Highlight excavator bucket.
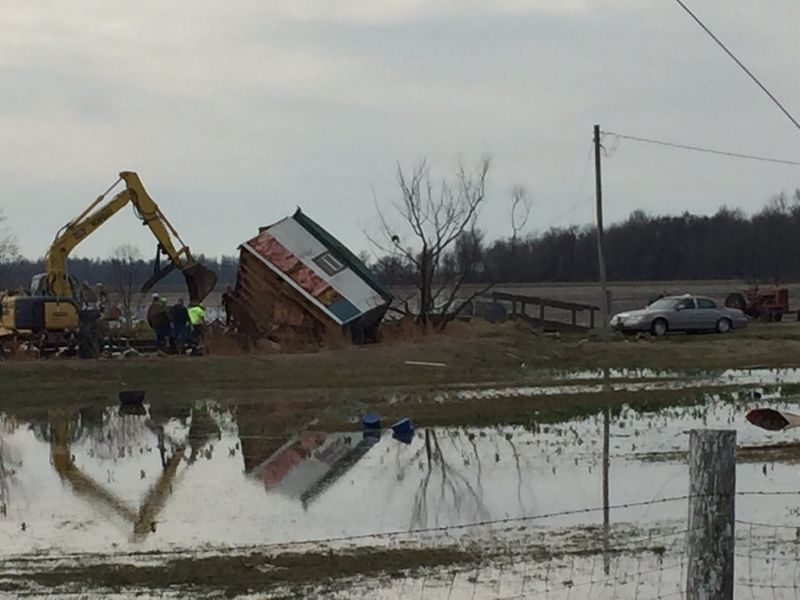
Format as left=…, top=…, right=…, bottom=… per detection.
left=140, top=262, right=217, bottom=304
left=183, top=263, right=217, bottom=304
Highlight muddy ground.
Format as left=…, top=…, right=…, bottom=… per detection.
left=8, top=547, right=479, bottom=598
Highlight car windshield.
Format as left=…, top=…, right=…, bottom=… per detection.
left=648, top=297, right=678, bottom=310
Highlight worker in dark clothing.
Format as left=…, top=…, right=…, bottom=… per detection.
left=96, top=283, right=108, bottom=312
left=168, top=298, right=191, bottom=351
left=221, top=286, right=233, bottom=326
left=147, top=293, right=171, bottom=350
left=80, top=282, right=98, bottom=311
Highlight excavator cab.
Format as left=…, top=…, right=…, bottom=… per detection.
left=1, top=295, right=79, bottom=333
left=30, top=273, right=80, bottom=298
left=2, top=271, right=80, bottom=334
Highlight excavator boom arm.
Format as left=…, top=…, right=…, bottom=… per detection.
left=45, top=172, right=216, bottom=303
left=119, top=171, right=193, bottom=265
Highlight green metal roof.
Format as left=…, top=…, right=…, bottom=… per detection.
left=292, top=208, right=393, bottom=302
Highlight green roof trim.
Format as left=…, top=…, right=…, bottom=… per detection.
left=292, top=208, right=393, bottom=301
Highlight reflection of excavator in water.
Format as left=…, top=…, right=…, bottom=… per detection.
left=1, top=172, right=217, bottom=356
left=49, top=405, right=220, bottom=541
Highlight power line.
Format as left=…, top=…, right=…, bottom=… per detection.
left=672, top=0, right=800, bottom=132
left=539, top=142, right=595, bottom=232
left=603, top=130, right=800, bottom=166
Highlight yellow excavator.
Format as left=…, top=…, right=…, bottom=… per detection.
left=0, top=171, right=216, bottom=354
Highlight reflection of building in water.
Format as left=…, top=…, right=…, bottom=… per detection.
left=247, top=431, right=376, bottom=508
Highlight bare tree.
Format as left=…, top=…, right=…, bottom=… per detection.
left=110, top=244, right=145, bottom=325
left=0, top=209, right=19, bottom=290
left=0, top=210, right=17, bottom=260
left=409, top=429, right=490, bottom=529
left=370, top=158, right=491, bottom=328
left=509, top=185, right=532, bottom=250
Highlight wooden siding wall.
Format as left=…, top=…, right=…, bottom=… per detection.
left=231, top=250, right=340, bottom=346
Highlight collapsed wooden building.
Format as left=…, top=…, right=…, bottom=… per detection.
left=230, top=209, right=392, bottom=347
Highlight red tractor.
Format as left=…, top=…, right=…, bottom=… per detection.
left=725, top=286, right=789, bottom=322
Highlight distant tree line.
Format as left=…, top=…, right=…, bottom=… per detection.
left=371, top=190, right=800, bottom=286
left=2, top=190, right=800, bottom=291
left=0, top=255, right=241, bottom=292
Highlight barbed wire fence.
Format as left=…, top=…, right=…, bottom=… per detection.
left=259, top=512, right=692, bottom=599
left=260, top=429, right=800, bottom=599
left=287, top=500, right=800, bottom=599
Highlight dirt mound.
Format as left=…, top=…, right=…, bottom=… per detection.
left=379, top=315, right=427, bottom=344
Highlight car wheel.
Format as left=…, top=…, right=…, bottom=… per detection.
left=650, top=318, right=668, bottom=337
left=716, top=318, right=732, bottom=334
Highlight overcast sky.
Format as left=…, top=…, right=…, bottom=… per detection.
left=2, top=0, right=798, bottom=260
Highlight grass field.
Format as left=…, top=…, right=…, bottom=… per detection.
left=4, top=318, right=800, bottom=421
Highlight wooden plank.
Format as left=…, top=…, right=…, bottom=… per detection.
left=485, top=291, right=599, bottom=312
left=515, top=313, right=589, bottom=333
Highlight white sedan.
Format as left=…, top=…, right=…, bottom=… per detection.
left=610, top=295, right=748, bottom=336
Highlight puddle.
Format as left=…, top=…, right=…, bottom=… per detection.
left=453, top=367, right=800, bottom=400
left=3, top=387, right=800, bottom=597
left=552, top=367, right=800, bottom=383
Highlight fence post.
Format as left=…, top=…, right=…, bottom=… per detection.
left=686, top=429, right=736, bottom=600
left=602, top=403, right=611, bottom=575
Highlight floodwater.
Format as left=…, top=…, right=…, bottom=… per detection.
left=451, top=367, right=800, bottom=400
left=3, top=369, right=800, bottom=598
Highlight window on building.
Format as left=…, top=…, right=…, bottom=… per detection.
left=313, top=251, right=346, bottom=276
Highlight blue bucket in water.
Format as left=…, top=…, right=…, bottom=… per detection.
left=391, top=418, right=415, bottom=444
left=362, top=412, right=381, bottom=431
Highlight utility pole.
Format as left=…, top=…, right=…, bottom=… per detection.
left=594, top=124, right=610, bottom=341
